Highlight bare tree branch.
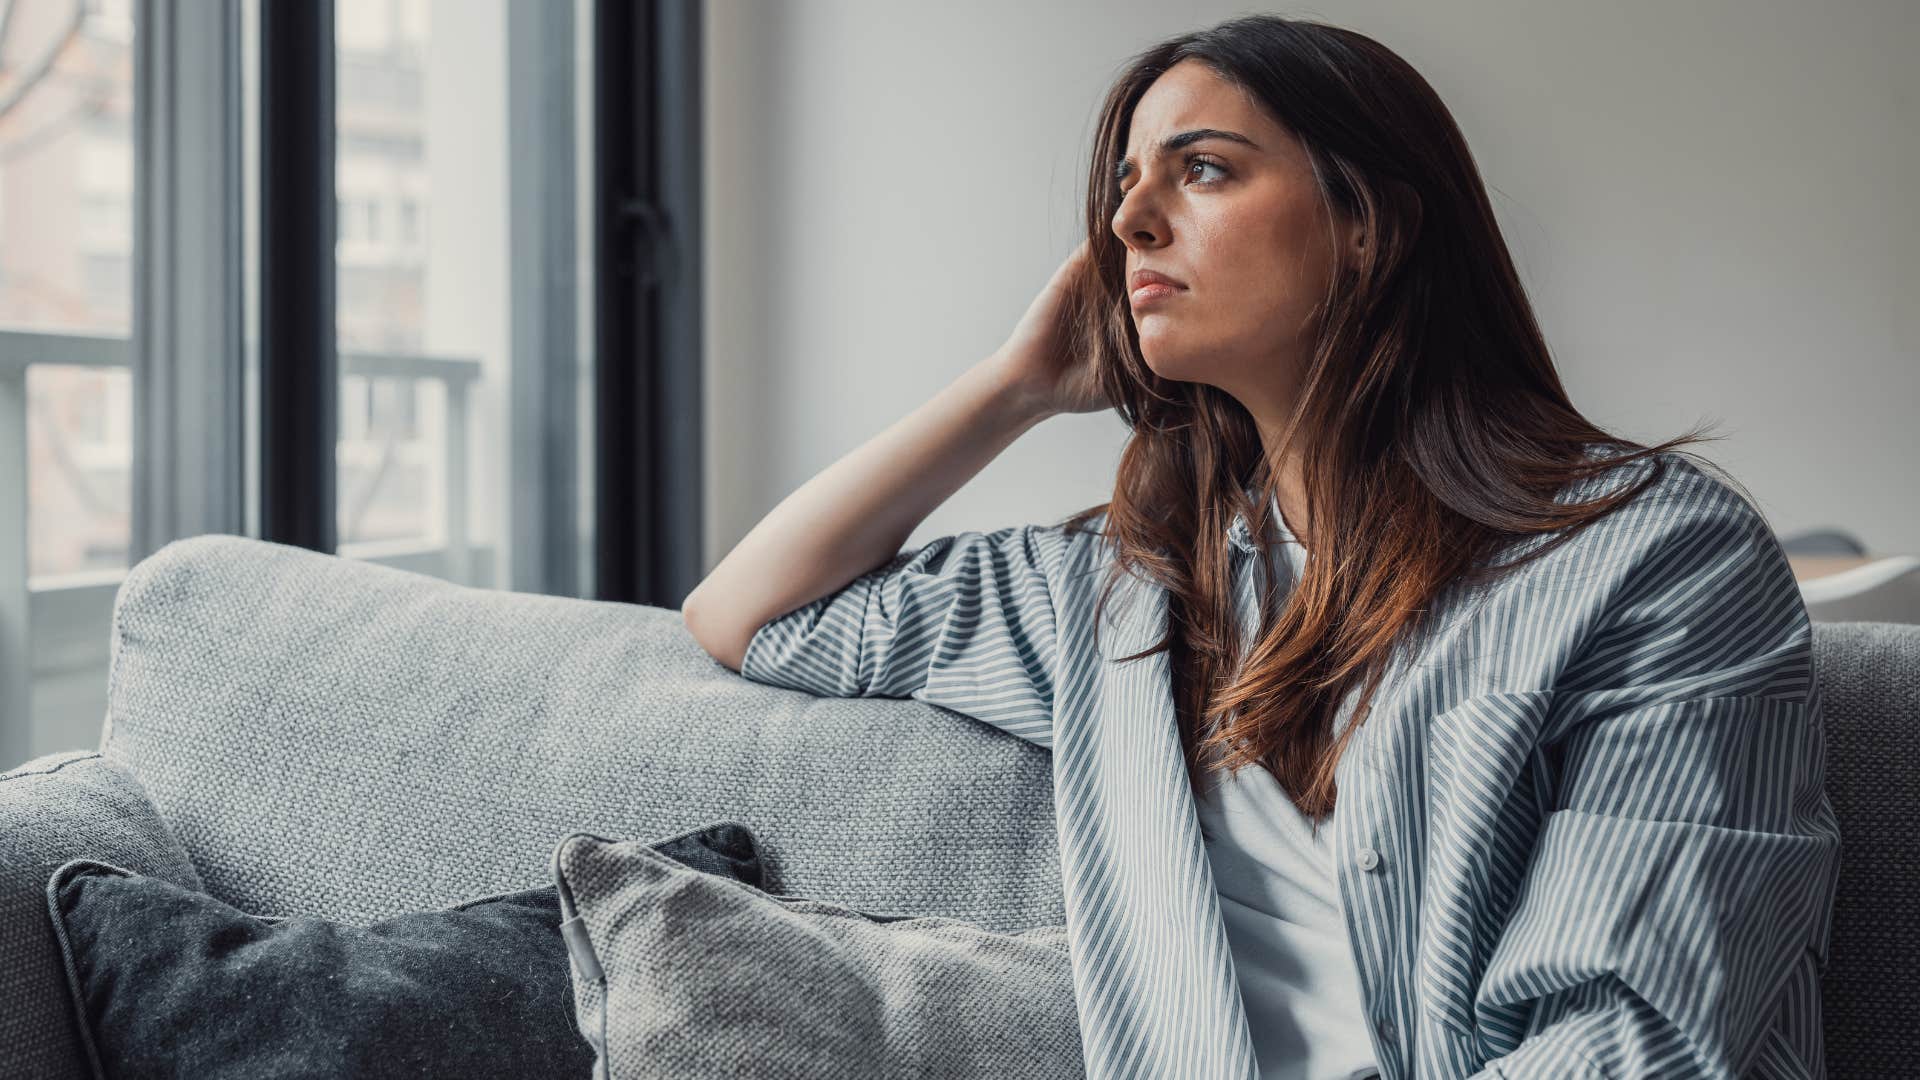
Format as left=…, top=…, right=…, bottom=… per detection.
left=0, top=0, right=86, bottom=125
left=26, top=389, right=116, bottom=518
left=0, top=89, right=106, bottom=164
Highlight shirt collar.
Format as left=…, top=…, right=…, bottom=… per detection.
left=1226, top=486, right=1279, bottom=555
left=1221, top=484, right=1313, bottom=564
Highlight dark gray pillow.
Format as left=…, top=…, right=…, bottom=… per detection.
left=47, top=821, right=768, bottom=1080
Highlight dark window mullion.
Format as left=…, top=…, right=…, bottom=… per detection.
left=258, top=0, right=337, bottom=553
left=593, top=0, right=703, bottom=607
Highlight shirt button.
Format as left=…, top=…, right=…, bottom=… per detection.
left=1375, top=1014, right=1396, bottom=1041
left=1356, top=846, right=1381, bottom=872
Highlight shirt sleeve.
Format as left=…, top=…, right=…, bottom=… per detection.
left=1466, top=483, right=1842, bottom=1078
left=736, top=523, right=1066, bottom=749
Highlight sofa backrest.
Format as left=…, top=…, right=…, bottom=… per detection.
left=100, top=535, right=1065, bottom=933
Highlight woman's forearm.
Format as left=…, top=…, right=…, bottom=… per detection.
left=683, top=353, right=1052, bottom=672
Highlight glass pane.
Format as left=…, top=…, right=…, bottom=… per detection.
left=25, top=364, right=132, bottom=577
left=333, top=0, right=592, bottom=594
left=0, top=0, right=136, bottom=768
left=0, top=0, right=136, bottom=577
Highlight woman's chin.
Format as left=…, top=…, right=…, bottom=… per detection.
left=1138, top=345, right=1206, bottom=383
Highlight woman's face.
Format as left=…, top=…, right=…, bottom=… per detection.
left=1111, top=59, right=1362, bottom=405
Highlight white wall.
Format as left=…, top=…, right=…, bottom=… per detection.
left=703, top=0, right=1919, bottom=569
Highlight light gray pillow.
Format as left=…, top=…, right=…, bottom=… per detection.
left=2, top=751, right=204, bottom=1080
left=550, top=831, right=1084, bottom=1079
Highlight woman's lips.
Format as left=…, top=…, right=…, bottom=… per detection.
left=1130, top=283, right=1184, bottom=307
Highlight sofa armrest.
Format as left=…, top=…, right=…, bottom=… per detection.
left=1, top=751, right=204, bottom=1080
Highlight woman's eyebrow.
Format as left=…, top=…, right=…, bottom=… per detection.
left=1114, top=128, right=1262, bottom=182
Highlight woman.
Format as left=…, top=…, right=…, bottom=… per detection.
left=685, top=15, right=1839, bottom=1080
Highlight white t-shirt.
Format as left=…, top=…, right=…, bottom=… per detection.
left=1194, top=510, right=1382, bottom=1080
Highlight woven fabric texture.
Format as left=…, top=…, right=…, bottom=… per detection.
left=41, top=822, right=766, bottom=1080
left=0, top=751, right=204, bottom=1080
left=1809, top=620, right=1920, bottom=1076
left=552, top=831, right=1081, bottom=1079
left=99, top=535, right=1062, bottom=932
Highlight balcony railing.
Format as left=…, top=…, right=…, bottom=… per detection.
left=0, top=327, right=486, bottom=767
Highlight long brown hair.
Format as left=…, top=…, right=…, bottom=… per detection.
left=1046, top=15, right=1746, bottom=824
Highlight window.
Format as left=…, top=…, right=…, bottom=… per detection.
left=0, top=0, right=136, bottom=576
left=3, top=0, right=655, bottom=773
left=0, top=0, right=138, bottom=764
left=330, top=0, right=593, bottom=588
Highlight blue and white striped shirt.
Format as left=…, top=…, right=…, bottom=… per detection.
left=739, top=450, right=1842, bottom=1079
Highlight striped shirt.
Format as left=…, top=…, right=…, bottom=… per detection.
left=738, top=450, right=1842, bottom=1079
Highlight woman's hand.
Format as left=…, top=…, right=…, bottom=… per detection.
left=990, top=239, right=1110, bottom=419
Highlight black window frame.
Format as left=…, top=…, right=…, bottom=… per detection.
left=251, top=0, right=705, bottom=604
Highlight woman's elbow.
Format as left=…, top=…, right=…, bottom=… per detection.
left=682, top=591, right=750, bottom=673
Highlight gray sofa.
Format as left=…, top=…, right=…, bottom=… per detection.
left=2, top=534, right=1914, bottom=1078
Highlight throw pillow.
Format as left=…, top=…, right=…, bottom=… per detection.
left=550, top=831, right=1083, bottom=1079
left=47, top=820, right=768, bottom=1080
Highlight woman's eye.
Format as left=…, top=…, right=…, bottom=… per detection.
left=1115, top=156, right=1229, bottom=201
left=1188, top=157, right=1228, bottom=183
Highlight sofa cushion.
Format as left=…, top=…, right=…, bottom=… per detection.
left=46, top=821, right=768, bottom=1080
left=0, top=752, right=203, bottom=1080
left=550, top=831, right=1083, bottom=1079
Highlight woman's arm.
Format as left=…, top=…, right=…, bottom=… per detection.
left=1465, top=481, right=1841, bottom=1078
left=684, top=239, right=1095, bottom=673
left=683, top=354, right=1049, bottom=674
